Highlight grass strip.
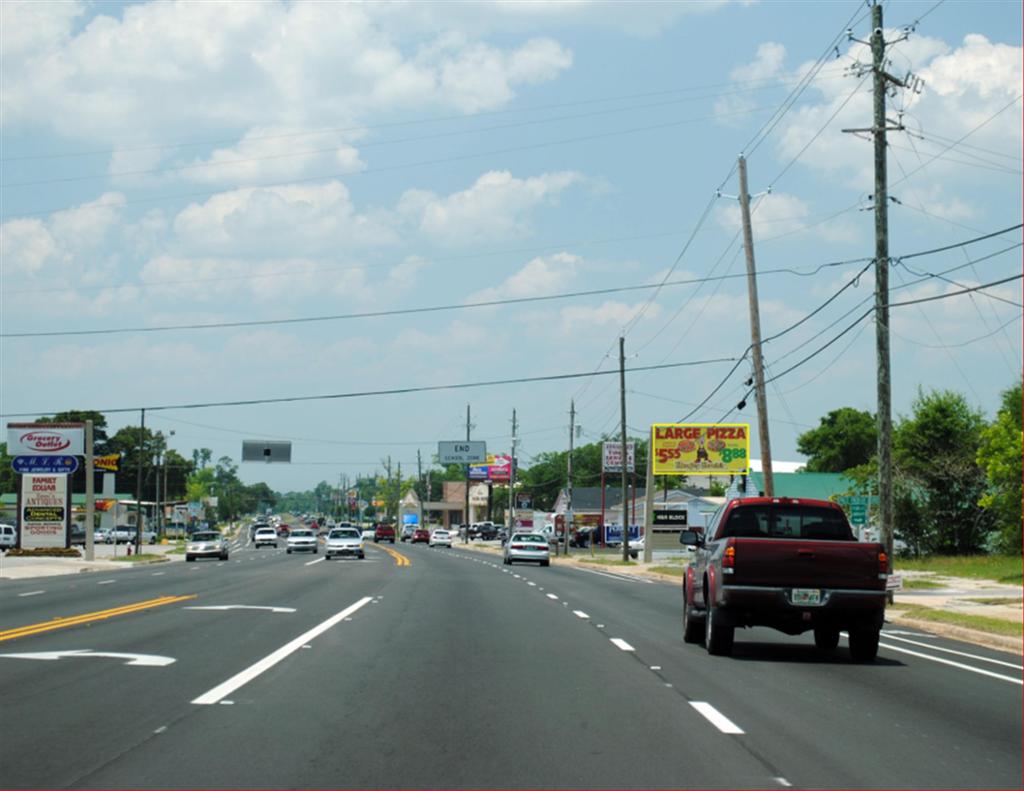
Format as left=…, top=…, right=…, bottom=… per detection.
left=650, top=565, right=685, bottom=578
left=896, top=554, right=1022, bottom=585
left=888, top=604, right=1023, bottom=638
left=109, top=554, right=168, bottom=563
left=901, top=578, right=944, bottom=590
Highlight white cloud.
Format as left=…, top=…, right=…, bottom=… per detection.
left=0, top=219, right=59, bottom=274
left=469, top=252, right=582, bottom=303
left=172, top=181, right=396, bottom=256
left=400, top=170, right=582, bottom=245
left=715, top=42, right=786, bottom=120
left=558, top=300, right=664, bottom=333
left=714, top=190, right=857, bottom=243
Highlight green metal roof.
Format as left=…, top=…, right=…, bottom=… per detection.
left=748, top=471, right=863, bottom=501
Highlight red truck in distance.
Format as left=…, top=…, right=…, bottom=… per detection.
left=680, top=497, right=888, bottom=661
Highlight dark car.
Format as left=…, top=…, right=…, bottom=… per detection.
left=374, top=523, right=396, bottom=543
left=410, top=528, right=430, bottom=544
left=470, top=522, right=499, bottom=540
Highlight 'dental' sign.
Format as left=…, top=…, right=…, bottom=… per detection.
left=19, top=474, right=71, bottom=549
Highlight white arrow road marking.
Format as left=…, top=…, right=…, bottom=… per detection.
left=690, top=702, right=745, bottom=734
left=0, top=649, right=175, bottom=667
left=185, top=606, right=296, bottom=614
left=192, top=596, right=373, bottom=705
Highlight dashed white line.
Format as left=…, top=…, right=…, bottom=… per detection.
left=97, top=580, right=115, bottom=585
left=573, top=611, right=590, bottom=619
left=527, top=582, right=537, bottom=587
left=304, top=557, right=325, bottom=567
left=690, top=702, right=744, bottom=734
left=18, top=591, right=45, bottom=597
left=154, top=726, right=167, bottom=734
left=546, top=594, right=559, bottom=601
left=151, top=572, right=165, bottom=576
left=610, top=638, right=634, bottom=652
left=775, top=778, right=792, bottom=787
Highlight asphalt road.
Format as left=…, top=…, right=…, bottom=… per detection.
left=0, top=538, right=1020, bottom=789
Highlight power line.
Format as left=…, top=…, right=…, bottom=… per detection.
left=0, top=356, right=739, bottom=418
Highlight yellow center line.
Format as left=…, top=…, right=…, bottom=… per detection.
left=0, top=594, right=197, bottom=642
left=369, top=544, right=410, bottom=567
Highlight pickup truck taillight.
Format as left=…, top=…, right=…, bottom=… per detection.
left=878, top=550, right=889, bottom=577
left=722, top=539, right=736, bottom=574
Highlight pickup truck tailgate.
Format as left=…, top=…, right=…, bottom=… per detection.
left=730, top=538, right=884, bottom=590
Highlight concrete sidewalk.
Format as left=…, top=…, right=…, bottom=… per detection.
left=0, top=542, right=183, bottom=580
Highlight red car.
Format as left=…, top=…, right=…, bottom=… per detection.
left=411, top=528, right=430, bottom=544
left=276, top=523, right=290, bottom=537
left=373, top=524, right=396, bottom=543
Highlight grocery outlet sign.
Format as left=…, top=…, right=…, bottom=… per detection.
left=650, top=423, right=750, bottom=476
left=7, top=423, right=85, bottom=456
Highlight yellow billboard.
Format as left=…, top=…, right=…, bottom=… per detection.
left=651, top=423, right=750, bottom=476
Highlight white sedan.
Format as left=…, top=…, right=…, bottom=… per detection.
left=428, top=529, right=452, bottom=548
left=325, top=528, right=365, bottom=560
left=286, top=528, right=319, bottom=554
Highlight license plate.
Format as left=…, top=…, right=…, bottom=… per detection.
left=791, top=588, right=822, bottom=606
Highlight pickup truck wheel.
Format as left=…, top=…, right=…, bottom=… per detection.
left=813, top=626, right=840, bottom=651
left=705, top=605, right=734, bottom=656
left=682, top=588, right=706, bottom=645
left=848, top=627, right=880, bottom=662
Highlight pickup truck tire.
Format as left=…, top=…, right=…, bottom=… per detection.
left=682, top=588, right=706, bottom=644
left=848, top=627, right=880, bottom=662
left=705, top=605, right=734, bottom=656
left=813, top=626, right=840, bottom=651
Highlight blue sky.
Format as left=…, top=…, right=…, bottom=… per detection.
left=2, top=0, right=1021, bottom=493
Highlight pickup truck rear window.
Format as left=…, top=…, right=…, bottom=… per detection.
left=720, top=505, right=853, bottom=541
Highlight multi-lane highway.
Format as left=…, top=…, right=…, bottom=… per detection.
left=0, top=536, right=1020, bottom=789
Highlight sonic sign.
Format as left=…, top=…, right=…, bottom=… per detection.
left=651, top=423, right=750, bottom=476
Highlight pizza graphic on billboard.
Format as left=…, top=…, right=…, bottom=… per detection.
left=650, top=423, right=750, bottom=476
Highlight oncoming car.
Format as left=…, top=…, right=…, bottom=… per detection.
left=253, top=527, right=278, bottom=548
left=325, top=528, right=365, bottom=560
left=286, top=528, right=319, bottom=554
left=503, top=532, right=550, bottom=567
left=186, top=531, right=229, bottom=562
left=428, top=529, right=452, bottom=548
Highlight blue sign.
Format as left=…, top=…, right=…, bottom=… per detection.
left=603, top=524, right=641, bottom=542
left=12, top=455, right=79, bottom=475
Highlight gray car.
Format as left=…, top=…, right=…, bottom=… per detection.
left=286, top=528, right=319, bottom=554
left=502, top=532, right=551, bottom=567
left=324, top=528, right=365, bottom=560
left=186, top=530, right=229, bottom=562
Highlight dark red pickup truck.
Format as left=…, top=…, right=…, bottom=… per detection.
left=680, top=497, right=888, bottom=661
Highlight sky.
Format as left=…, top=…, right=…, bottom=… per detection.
left=1, top=0, right=1021, bottom=495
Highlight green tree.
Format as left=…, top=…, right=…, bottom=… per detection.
left=894, top=388, right=992, bottom=555
left=0, top=443, right=14, bottom=495
left=977, top=382, right=1023, bottom=553
left=796, top=407, right=877, bottom=472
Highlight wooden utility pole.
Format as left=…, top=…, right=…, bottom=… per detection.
left=871, top=2, right=895, bottom=570
left=464, top=404, right=471, bottom=543
left=737, top=155, right=774, bottom=497
left=135, top=408, right=145, bottom=555
left=85, top=420, right=95, bottom=562
left=566, top=400, right=575, bottom=556
left=507, top=409, right=517, bottom=533
left=619, top=337, right=631, bottom=562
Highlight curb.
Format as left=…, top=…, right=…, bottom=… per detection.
left=884, top=611, right=1023, bottom=655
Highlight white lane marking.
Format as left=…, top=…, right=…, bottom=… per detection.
left=650, top=666, right=662, bottom=670
left=546, top=594, right=559, bottom=601
left=775, top=778, right=792, bottom=787
left=0, top=649, right=175, bottom=667
left=573, top=610, right=590, bottom=619
left=185, top=606, right=296, bottom=613
left=874, top=640, right=1023, bottom=685
left=513, top=574, right=522, bottom=579
left=570, top=566, right=652, bottom=584
left=610, top=638, right=634, bottom=652
left=18, top=591, right=45, bottom=597
left=151, top=572, right=165, bottom=576
left=878, top=633, right=1023, bottom=670
left=690, top=702, right=745, bottom=734
left=97, top=580, right=116, bottom=585
left=527, top=582, right=537, bottom=587
left=305, top=557, right=325, bottom=567
left=191, top=596, right=373, bottom=705
left=154, top=726, right=167, bottom=734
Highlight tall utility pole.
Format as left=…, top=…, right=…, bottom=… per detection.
left=619, top=337, right=630, bottom=562
left=85, top=420, right=95, bottom=562
left=396, top=461, right=402, bottom=521
left=566, top=400, right=575, bottom=556
left=871, top=2, right=895, bottom=570
left=737, top=155, right=774, bottom=497
left=384, top=456, right=392, bottom=522
left=464, top=404, right=472, bottom=543
left=135, top=408, right=145, bottom=555
left=417, top=449, right=423, bottom=503
left=843, top=3, right=910, bottom=568
left=507, top=409, right=517, bottom=534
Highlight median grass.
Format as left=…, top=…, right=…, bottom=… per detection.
left=109, top=553, right=168, bottom=564
left=895, top=554, right=1022, bottom=585
left=888, top=603, right=1023, bottom=638
left=901, top=578, right=945, bottom=590
left=575, top=557, right=637, bottom=567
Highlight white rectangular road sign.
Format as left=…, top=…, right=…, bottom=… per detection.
left=438, top=440, right=487, bottom=464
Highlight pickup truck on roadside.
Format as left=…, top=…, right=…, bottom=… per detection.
left=679, top=497, right=888, bottom=661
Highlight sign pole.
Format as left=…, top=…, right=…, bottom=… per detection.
left=643, top=443, right=655, bottom=564
left=85, top=421, right=95, bottom=562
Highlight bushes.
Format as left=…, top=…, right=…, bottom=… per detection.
left=6, top=547, right=82, bottom=558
